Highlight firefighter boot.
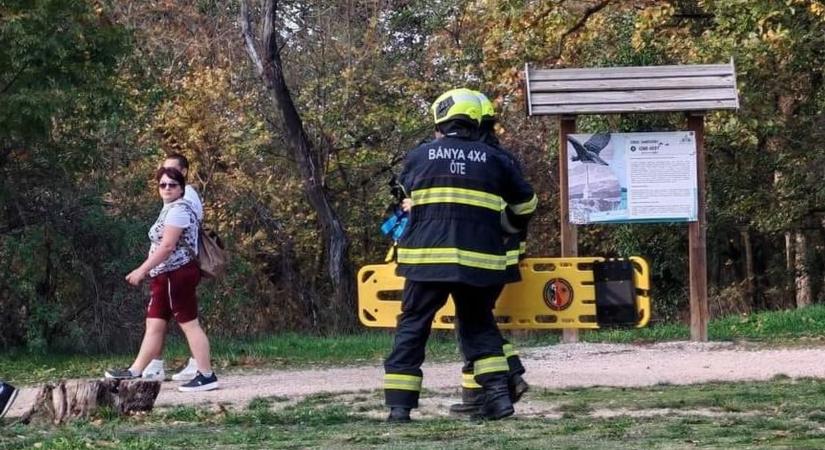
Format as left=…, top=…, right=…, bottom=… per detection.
left=449, top=387, right=485, bottom=415
left=474, top=383, right=514, bottom=420
left=387, top=407, right=411, bottom=423
left=509, top=373, right=529, bottom=404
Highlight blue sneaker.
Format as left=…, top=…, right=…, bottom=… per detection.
left=178, top=372, right=218, bottom=392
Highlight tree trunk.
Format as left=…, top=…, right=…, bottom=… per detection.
left=740, top=227, right=756, bottom=309
left=21, top=379, right=161, bottom=425
left=770, top=93, right=797, bottom=309
left=819, top=216, right=825, bottom=304
left=785, top=231, right=794, bottom=275
left=240, top=0, right=356, bottom=330
left=794, top=230, right=812, bottom=308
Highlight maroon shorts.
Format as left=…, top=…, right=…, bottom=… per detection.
left=147, top=262, right=201, bottom=323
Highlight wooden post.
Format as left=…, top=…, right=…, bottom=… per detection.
left=687, top=113, right=708, bottom=341
left=558, top=116, right=579, bottom=343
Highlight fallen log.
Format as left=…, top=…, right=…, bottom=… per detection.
left=21, top=379, right=161, bottom=425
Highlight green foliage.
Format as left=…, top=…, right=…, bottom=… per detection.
left=4, top=0, right=825, bottom=350
left=0, top=0, right=129, bottom=145
left=0, top=0, right=139, bottom=350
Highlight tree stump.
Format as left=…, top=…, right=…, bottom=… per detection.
left=21, top=379, right=161, bottom=425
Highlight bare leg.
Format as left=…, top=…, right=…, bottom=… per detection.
left=178, top=319, right=212, bottom=374
left=154, top=327, right=167, bottom=360
left=130, top=318, right=168, bottom=373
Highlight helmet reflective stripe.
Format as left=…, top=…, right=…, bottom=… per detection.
left=431, top=88, right=482, bottom=125
left=473, top=90, right=495, bottom=119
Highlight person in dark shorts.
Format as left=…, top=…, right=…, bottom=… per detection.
left=138, top=154, right=206, bottom=383
left=105, top=167, right=218, bottom=392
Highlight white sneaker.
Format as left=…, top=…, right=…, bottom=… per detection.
left=141, top=359, right=166, bottom=381
left=172, top=357, right=198, bottom=381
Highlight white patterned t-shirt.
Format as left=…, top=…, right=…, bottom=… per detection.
left=148, top=199, right=199, bottom=277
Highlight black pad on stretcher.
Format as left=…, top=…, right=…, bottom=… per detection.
left=594, top=259, right=638, bottom=327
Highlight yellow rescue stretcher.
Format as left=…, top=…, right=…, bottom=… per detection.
left=357, top=256, right=651, bottom=330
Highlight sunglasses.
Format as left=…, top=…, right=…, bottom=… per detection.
left=158, top=182, right=180, bottom=189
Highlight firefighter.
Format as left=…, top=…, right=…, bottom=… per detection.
left=383, top=88, right=537, bottom=422
left=449, top=90, right=534, bottom=415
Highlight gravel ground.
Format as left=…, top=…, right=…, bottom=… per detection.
left=8, top=341, right=825, bottom=418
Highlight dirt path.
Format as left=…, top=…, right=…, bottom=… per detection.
left=8, top=341, right=825, bottom=418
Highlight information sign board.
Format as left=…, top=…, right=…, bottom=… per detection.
left=567, top=131, right=698, bottom=224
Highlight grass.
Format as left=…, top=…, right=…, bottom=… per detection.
left=6, top=307, right=825, bottom=448
left=0, top=331, right=462, bottom=385
left=583, top=303, right=825, bottom=343
left=4, top=378, right=825, bottom=449
left=536, top=376, right=825, bottom=415
left=5, top=305, right=825, bottom=385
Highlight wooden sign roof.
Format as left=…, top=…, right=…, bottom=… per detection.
left=525, top=60, right=739, bottom=115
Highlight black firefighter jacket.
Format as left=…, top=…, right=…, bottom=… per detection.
left=396, top=134, right=537, bottom=287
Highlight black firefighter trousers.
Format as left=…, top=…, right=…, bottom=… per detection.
left=457, top=285, right=526, bottom=392
left=384, top=280, right=510, bottom=409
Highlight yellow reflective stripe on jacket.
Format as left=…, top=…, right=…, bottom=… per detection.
left=510, top=194, right=538, bottom=215
left=461, top=372, right=482, bottom=389
left=506, top=248, right=520, bottom=266
left=384, top=374, right=422, bottom=392
left=384, top=244, right=397, bottom=263
left=503, top=343, right=519, bottom=358
left=398, top=247, right=507, bottom=271
left=412, top=187, right=502, bottom=212
left=519, top=241, right=526, bottom=255
left=474, top=356, right=509, bottom=375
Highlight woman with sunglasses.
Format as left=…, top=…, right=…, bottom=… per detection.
left=105, top=167, right=218, bottom=392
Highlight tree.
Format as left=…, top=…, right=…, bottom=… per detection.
left=0, top=0, right=133, bottom=349
left=240, top=0, right=356, bottom=329
left=634, top=0, right=825, bottom=308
